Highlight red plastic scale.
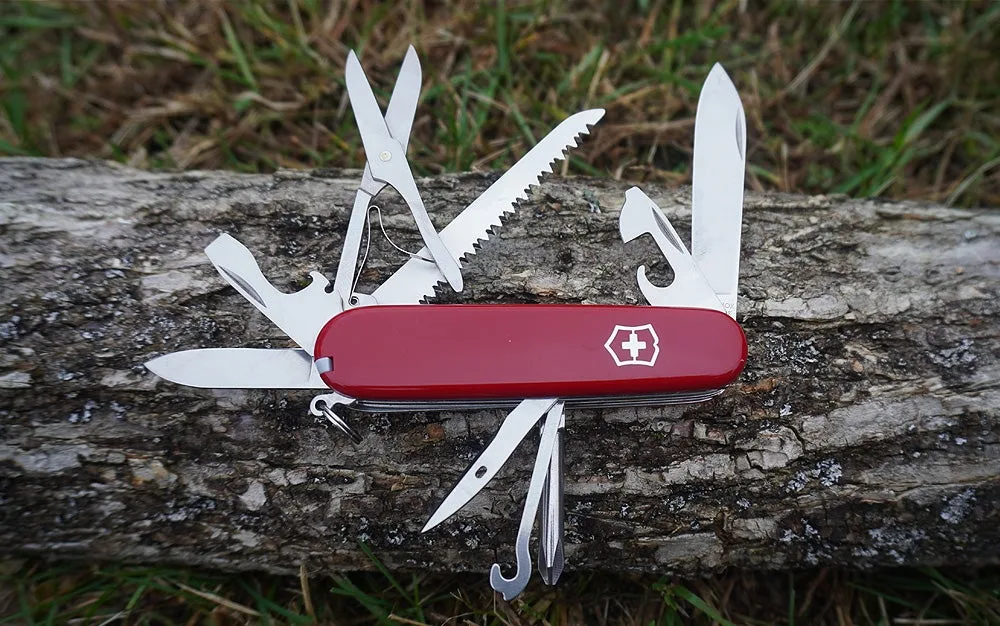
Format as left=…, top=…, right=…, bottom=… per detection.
left=313, top=305, right=746, bottom=401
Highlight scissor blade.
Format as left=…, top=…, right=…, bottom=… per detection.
left=145, top=348, right=327, bottom=389
left=384, top=45, right=421, bottom=151
left=345, top=50, right=395, bottom=160
left=421, top=397, right=559, bottom=533
left=691, top=63, right=746, bottom=319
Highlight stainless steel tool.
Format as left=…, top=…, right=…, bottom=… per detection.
left=422, top=398, right=559, bottom=533
left=537, top=409, right=565, bottom=585
left=490, top=400, right=565, bottom=600
left=342, top=48, right=463, bottom=295
left=619, top=187, right=725, bottom=312
left=333, top=45, right=423, bottom=310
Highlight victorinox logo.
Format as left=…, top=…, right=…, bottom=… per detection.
left=604, top=324, right=660, bottom=367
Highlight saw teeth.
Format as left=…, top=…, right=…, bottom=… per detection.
left=447, top=124, right=597, bottom=273
left=408, top=112, right=604, bottom=304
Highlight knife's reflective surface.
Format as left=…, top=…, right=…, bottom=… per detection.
left=692, top=63, right=746, bottom=319
left=422, top=398, right=558, bottom=532
left=145, top=348, right=326, bottom=389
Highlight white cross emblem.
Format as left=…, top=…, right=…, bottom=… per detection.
left=604, top=324, right=660, bottom=367
left=621, top=331, right=647, bottom=359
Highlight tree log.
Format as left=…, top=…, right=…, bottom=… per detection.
left=1, top=157, right=998, bottom=578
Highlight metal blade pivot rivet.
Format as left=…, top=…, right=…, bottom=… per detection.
left=379, top=150, right=391, bottom=161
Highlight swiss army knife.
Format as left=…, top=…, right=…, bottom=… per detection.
left=145, top=47, right=748, bottom=600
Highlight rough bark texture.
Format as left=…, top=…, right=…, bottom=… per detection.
left=1, top=157, right=998, bottom=579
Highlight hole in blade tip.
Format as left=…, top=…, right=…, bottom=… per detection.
left=475, top=466, right=487, bottom=479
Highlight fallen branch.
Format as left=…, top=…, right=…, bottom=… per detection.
left=1, top=158, right=997, bottom=578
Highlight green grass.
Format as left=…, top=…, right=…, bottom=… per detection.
left=4, top=559, right=999, bottom=625
left=0, top=0, right=997, bottom=205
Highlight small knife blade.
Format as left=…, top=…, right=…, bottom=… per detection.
left=691, top=63, right=746, bottom=319
left=422, top=397, right=558, bottom=533
left=145, top=348, right=327, bottom=389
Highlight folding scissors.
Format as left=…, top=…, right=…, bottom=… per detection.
left=333, top=46, right=463, bottom=311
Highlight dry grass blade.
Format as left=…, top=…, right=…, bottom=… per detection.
left=389, top=614, right=431, bottom=625
left=165, top=578, right=262, bottom=617
left=299, top=562, right=315, bottom=620
left=784, top=0, right=861, bottom=95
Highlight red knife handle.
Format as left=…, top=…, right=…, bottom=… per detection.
left=314, top=305, right=746, bottom=401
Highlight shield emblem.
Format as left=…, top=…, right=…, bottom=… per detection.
left=604, top=324, right=660, bottom=367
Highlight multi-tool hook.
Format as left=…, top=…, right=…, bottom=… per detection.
left=489, top=401, right=565, bottom=600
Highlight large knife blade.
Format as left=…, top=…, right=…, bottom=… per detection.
left=691, top=63, right=746, bottom=319
left=372, top=108, right=605, bottom=305
left=422, top=397, right=559, bottom=532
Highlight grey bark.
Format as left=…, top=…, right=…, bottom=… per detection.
left=1, top=157, right=998, bottom=579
